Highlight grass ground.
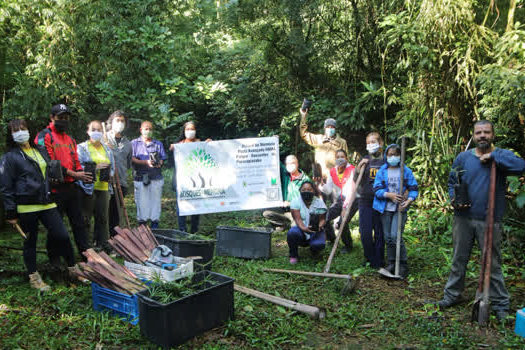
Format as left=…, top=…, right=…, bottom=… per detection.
left=1, top=176, right=524, bottom=349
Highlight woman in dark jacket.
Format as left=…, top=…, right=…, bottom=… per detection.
left=0, top=119, right=75, bottom=292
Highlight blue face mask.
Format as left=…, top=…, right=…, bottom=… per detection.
left=325, top=128, right=336, bottom=137
left=387, top=156, right=400, bottom=166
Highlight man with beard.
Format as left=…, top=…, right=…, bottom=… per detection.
left=436, top=120, right=525, bottom=321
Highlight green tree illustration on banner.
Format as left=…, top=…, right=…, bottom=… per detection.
left=182, top=148, right=218, bottom=188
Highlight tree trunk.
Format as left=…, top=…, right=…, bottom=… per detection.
left=506, top=0, right=517, bottom=32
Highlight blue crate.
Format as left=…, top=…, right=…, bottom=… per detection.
left=516, top=308, right=525, bottom=338
left=91, top=282, right=140, bottom=325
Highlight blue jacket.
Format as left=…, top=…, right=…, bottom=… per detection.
left=448, top=148, right=525, bottom=222
left=372, top=144, right=418, bottom=213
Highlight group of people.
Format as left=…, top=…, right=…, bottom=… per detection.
left=0, top=104, right=208, bottom=291
left=1, top=102, right=524, bottom=322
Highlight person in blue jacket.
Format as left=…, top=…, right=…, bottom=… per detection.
left=373, top=144, right=418, bottom=277
left=436, top=120, right=525, bottom=321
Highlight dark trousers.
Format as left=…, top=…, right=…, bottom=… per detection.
left=176, top=206, right=200, bottom=234
left=326, top=197, right=358, bottom=248
left=20, top=208, right=75, bottom=273
left=109, top=186, right=127, bottom=237
left=49, top=183, right=90, bottom=260
left=287, top=226, right=326, bottom=258
left=358, top=199, right=384, bottom=268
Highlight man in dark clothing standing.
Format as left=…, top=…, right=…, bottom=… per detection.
left=35, top=104, right=93, bottom=261
left=437, top=120, right=525, bottom=321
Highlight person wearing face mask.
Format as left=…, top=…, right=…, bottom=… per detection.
left=352, top=132, right=386, bottom=268
left=34, top=104, right=92, bottom=262
left=263, top=155, right=311, bottom=231
left=435, top=121, right=524, bottom=321
left=131, top=121, right=167, bottom=228
left=372, top=144, right=418, bottom=277
left=318, top=149, right=357, bottom=252
left=104, top=110, right=132, bottom=237
left=77, top=120, right=115, bottom=251
left=169, top=121, right=211, bottom=233
left=299, top=107, right=358, bottom=181
left=1, top=119, right=76, bottom=291
left=287, top=181, right=328, bottom=264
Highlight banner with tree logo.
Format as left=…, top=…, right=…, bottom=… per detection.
left=174, top=136, right=283, bottom=215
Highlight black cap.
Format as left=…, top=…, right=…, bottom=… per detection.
left=50, top=104, right=71, bottom=116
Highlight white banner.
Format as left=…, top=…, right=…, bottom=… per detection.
left=174, top=136, right=283, bottom=215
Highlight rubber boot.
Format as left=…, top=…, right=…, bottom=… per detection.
left=385, top=244, right=396, bottom=274
left=399, top=261, right=409, bottom=278
left=29, top=272, right=51, bottom=292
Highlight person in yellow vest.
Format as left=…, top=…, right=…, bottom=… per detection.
left=0, top=119, right=75, bottom=292
left=77, top=120, right=115, bottom=252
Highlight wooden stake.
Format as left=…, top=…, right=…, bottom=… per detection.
left=234, top=284, right=326, bottom=320
left=324, top=169, right=365, bottom=273
left=262, top=268, right=351, bottom=280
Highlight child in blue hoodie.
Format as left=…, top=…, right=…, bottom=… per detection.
left=372, top=144, right=418, bottom=277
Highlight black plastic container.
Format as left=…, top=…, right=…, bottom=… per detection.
left=152, top=229, right=216, bottom=270
left=137, top=271, right=234, bottom=348
left=216, top=226, right=272, bottom=259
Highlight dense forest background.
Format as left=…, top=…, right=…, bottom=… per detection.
left=1, top=0, right=524, bottom=226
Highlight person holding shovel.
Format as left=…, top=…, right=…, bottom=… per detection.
left=372, top=144, right=418, bottom=278
left=0, top=119, right=75, bottom=291
left=436, top=120, right=525, bottom=321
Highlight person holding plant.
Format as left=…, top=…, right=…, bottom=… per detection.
left=318, top=149, right=357, bottom=252
left=263, top=154, right=311, bottom=231
left=169, top=121, right=211, bottom=233
left=104, top=110, right=132, bottom=237
left=436, top=120, right=525, bottom=321
left=372, top=144, right=418, bottom=278
left=132, top=121, right=167, bottom=229
left=287, top=180, right=328, bottom=264
left=0, top=119, right=75, bottom=291
left=77, top=120, right=115, bottom=252
left=353, top=132, right=386, bottom=268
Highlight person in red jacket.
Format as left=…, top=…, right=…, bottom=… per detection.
left=35, top=104, right=92, bottom=262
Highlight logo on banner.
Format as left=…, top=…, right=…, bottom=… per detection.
left=182, top=148, right=218, bottom=188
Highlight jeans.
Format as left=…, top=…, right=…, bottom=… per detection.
left=263, top=207, right=294, bottom=228
left=359, top=199, right=384, bottom=268
left=380, top=211, right=407, bottom=263
left=287, top=226, right=326, bottom=258
left=177, top=206, right=200, bottom=233
left=82, top=190, right=110, bottom=249
left=134, top=179, right=164, bottom=223
left=109, top=186, right=127, bottom=237
left=20, top=208, right=75, bottom=273
left=442, top=216, right=509, bottom=311
left=49, top=183, right=90, bottom=260
left=325, top=197, right=358, bottom=248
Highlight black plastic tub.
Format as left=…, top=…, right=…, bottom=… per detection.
left=137, top=271, right=234, bottom=348
left=152, top=229, right=216, bottom=270
left=216, top=226, right=272, bottom=259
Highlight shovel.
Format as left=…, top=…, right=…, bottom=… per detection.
left=471, top=160, right=496, bottom=326
left=378, top=137, right=405, bottom=280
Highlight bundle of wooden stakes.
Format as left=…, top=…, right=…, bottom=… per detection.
left=69, top=249, right=145, bottom=295
left=108, top=225, right=159, bottom=264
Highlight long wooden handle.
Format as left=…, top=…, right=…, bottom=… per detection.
left=481, top=161, right=496, bottom=303
left=234, top=284, right=326, bottom=320
left=323, top=169, right=365, bottom=273
left=262, top=268, right=351, bottom=280
left=13, top=223, right=27, bottom=239
left=395, top=137, right=406, bottom=276
left=112, top=166, right=131, bottom=228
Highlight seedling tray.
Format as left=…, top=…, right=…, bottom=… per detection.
left=91, top=282, right=140, bottom=325
left=216, top=226, right=272, bottom=259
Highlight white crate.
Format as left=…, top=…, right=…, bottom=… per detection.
left=124, top=257, right=193, bottom=282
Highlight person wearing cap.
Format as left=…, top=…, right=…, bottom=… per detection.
left=104, top=110, right=132, bottom=237
left=299, top=107, right=357, bottom=182
left=131, top=121, right=167, bottom=229
left=35, top=104, right=92, bottom=262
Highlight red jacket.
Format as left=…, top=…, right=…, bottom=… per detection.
left=34, top=122, right=82, bottom=183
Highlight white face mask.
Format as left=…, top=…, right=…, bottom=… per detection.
left=88, top=131, right=103, bottom=141
left=112, top=121, right=125, bottom=133
left=12, top=130, right=30, bottom=144
left=366, top=143, right=380, bottom=154
left=286, top=163, right=297, bottom=174
left=325, top=128, right=336, bottom=137
left=185, top=130, right=196, bottom=140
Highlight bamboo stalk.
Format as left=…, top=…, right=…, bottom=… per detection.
left=234, top=284, right=326, bottom=320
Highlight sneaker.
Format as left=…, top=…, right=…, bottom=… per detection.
left=289, top=257, right=298, bottom=265
left=274, top=226, right=286, bottom=232
left=436, top=296, right=464, bottom=309
left=29, top=272, right=51, bottom=292
left=151, top=221, right=159, bottom=229
left=495, top=310, right=508, bottom=322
